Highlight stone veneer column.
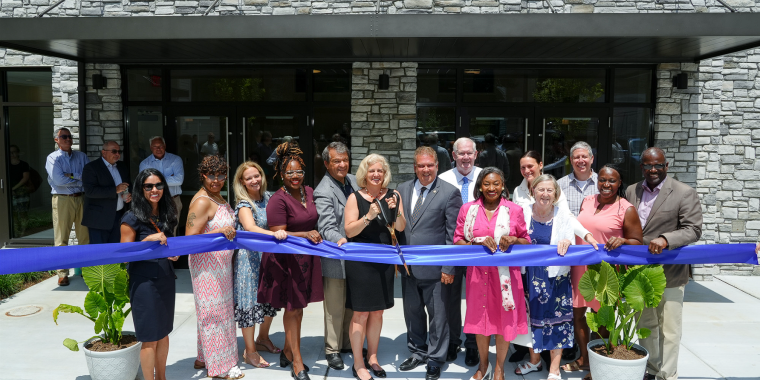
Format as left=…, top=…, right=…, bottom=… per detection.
left=84, top=63, right=123, bottom=159
left=351, top=62, right=418, bottom=188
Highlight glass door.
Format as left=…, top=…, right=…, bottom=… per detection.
left=535, top=107, right=610, bottom=180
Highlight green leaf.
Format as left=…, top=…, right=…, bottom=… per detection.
left=585, top=311, right=600, bottom=333
left=641, top=266, right=667, bottom=308
left=595, top=262, right=620, bottom=306
left=637, top=327, right=651, bottom=340
left=113, top=270, right=129, bottom=304
left=53, top=304, right=94, bottom=324
left=83, top=264, right=121, bottom=293
left=597, top=305, right=615, bottom=327
left=84, top=291, right=107, bottom=317
left=62, top=338, right=80, bottom=352
left=578, top=270, right=598, bottom=302
left=94, top=312, right=106, bottom=334
left=587, top=263, right=602, bottom=273
left=622, top=273, right=654, bottom=312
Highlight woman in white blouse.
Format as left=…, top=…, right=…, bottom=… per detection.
left=512, top=151, right=569, bottom=211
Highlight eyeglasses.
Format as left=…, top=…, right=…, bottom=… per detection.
left=57, top=134, right=72, bottom=140
left=103, top=149, right=123, bottom=154
left=206, top=174, right=227, bottom=181
left=284, top=170, right=305, bottom=177
left=642, top=164, right=666, bottom=170
left=143, top=182, right=166, bottom=191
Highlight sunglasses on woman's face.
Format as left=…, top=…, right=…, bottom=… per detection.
left=206, top=174, right=227, bottom=181
left=143, top=182, right=166, bottom=191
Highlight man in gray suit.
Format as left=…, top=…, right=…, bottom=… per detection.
left=625, top=147, right=703, bottom=380
left=314, top=142, right=356, bottom=370
left=397, top=146, right=463, bottom=380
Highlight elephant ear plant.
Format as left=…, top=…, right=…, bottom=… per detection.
left=53, top=264, right=131, bottom=351
left=578, top=261, right=667, bottom=354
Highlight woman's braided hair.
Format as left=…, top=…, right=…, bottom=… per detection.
left=274, top=141, right=306, bottom=179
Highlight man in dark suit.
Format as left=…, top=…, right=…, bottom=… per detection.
left=82, top=141, right=131, bottom=244
left=625, top=147, right=703, bottom=380
left=397, top=146, right=463, bottom=380
left=314, top=142, right=356, bottom=370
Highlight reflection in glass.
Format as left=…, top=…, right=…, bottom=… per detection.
left=613, top=108, right=651, bottom=185
left=244, top=114, right=300, bottom=191
left=469, top=116, right=525, bottom=190
left=171, top=69, right=306, bottom=102
left=128, top=106, right=163, bottom=182
left=7, top=71, right=53, bottom=103
left=127, top=69, right=163, bottom=102
left=313, top=107, right=351, bottom=188
left=542, top=117, right=599, bottom=179
left=417, top=107, right=456, bottom=164
left=417, top=68, right=457, bottom=103
left=614, top=69, right=652, bottom=103
left=175, top=116, right=228, bottom=194
left=313, top=68, right=351, bottom=102
left=463, top=69, right=605, bottom=103
left=7, top=107, right=54, bottom=239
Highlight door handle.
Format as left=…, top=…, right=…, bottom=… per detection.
left=541, top=119, right=546, bottom=161
left=242, top=117, right=246, bottom=162
left=524, top=119, right=528, bottom=152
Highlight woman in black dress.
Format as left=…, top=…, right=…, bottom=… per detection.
left=120, top=168, right=178, bottom=380
left=344, top=154, right=406, bottom=380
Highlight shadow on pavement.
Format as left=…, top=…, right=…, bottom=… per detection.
left=684, top=281, right=733, bottom=303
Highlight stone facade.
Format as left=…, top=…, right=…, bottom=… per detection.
left=84, top=63, right=124, bottom=157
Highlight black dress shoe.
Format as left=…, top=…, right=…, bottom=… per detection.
left=508, top=344, right=529, bottom=362
left=292, top=368, right=311, bottom=380
left=280, top=352, right=310, bottom=372
left=446, top=345, right=461, bottom=362
left=464, top=348, right=479, bottom=367
left=643, top=374, right=656, bottom=380
left=326, top=353, right=344, bottom=370
left=425, top=365, right=441, bottom=380
left=363, top=356, right=386, bottom=378
left=562, top=344, right=578, bottom=360
left=399, top=356, right=424, bottom=371
left=352, top=365, right=375, bottom=380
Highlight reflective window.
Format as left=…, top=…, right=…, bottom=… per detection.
left=313, top=107, right=351, bottom=188
left=417, top=107, right=456, bottom=167
left=543, top=117, right=600, bottom=179
left=127, top=106, right=164, bottom=182
left=612, top=108, right=651, bottom=185
left=127, top=69, right=163, bottom=102
left=243, top=114, right=301, bottom=191
left=171, top=69, right=307, bottom=102
left=614, top=69, right=652, bottom=103
left=417, top=68, right=456, bottom=103
left=7, top=71, right=53, bottom=103
left=313, top=68, right=350, bottom=102
left=175, top=116, right=229, bottom=195
left=463, top=69, right=605, bottom=103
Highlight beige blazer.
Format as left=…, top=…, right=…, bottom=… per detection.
left=625, top=177, right=703, bottom=288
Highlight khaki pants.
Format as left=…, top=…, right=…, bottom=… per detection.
left=52, top=194, right=90, bottom=278
left=173, top=196, right=183, bottom=236
left=639, top=285, right=686, bottom=380
left=323, top=277, right=353, bottom=354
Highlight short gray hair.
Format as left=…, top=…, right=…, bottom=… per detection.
left=570, top=141, right=594, bottom=158
left=101, top=141, right=118, bottom=150
left=149, top=136, right=166, bottom=146
left=530, top=174, right=562, bottom=205
left=452, top=137, right=477, bottom=153
left=53, top=127, right=70, bottom=139
left=322, top=142, right=350, bottom=163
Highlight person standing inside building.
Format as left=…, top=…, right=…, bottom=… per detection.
left=46, top=127, right=90, bottom=286
left=422, top=133, right=452, bottom=175
left=625, top=148, right=703, bottom=380
left=437, top=137, right=481, bottom=367
left=475, top=133, right=510, bottom=183
left=314, top=142, right=356, bottom=371
left=82, top=141, right=132, bottom=244
left=396, top=146, right=462, bottom=380
left=201, top=132, right=219, bottom=157
left=139, top=136, right=185, bottom=234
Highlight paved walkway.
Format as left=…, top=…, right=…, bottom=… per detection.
left=1, top=271, right=758, bottom=380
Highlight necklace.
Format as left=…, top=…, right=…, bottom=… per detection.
left=283, top=185, right=306, bottom=205
left=202, top=187, right=226, bottom=204
left=363, top=187, right=383, bottom=201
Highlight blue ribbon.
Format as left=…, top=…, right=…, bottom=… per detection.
left=1, top=231, right=756, bottom=275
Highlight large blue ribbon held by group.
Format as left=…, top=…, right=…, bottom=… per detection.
left=0, top=231, right=757, bottom=275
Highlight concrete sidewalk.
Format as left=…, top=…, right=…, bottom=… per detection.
left=1, top=271, right=758, bottom=380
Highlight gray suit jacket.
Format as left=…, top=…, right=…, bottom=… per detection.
left=398, top=178, right=463, bottom=280
left=625, top=177, right=703, bottom=288
left=314, top=173, right=357, bottom=279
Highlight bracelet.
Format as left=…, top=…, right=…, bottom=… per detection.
left=363, top=215, right=370, bottom=226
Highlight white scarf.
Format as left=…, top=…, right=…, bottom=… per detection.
left=463, top=203, right=516, bottom=312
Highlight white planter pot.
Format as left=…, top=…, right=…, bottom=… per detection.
left=82, top=332, right=142, bottom=380
left=587, top=339, right=649, bottom=380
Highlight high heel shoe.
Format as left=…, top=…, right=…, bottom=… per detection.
left=243, top=349, right=271, bottom=368
left=291, top=367, right=311, bottom=380
left=363, top=356, right=386, bottom=378
left=279, top=352, right=310, bottom=372
left=469, top=362, right=492, bottom=380
left=352, top=365, right=375, bottom=380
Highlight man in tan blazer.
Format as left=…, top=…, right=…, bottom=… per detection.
left=625, top=147, right=703, bottom=380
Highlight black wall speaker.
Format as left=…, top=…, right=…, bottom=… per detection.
left=92, top=74, right=107, bottom=89
left=378, top=74, right=390, bottom=90
left=673, top=73, right=688, bottom=89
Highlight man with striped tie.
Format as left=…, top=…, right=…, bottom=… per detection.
left=438, top=137, right=482, bottom=367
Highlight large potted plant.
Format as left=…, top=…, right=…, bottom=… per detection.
left=578, top=261, right=667, bottom=380
left=53, top=264, right=142, bottom=380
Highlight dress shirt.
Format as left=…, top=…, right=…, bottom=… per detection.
left=45, top=149, right=88, bottom=194
left=139, top=152, right=184, bottom=197
left=200, top=142, right=218, bottom=156
left=438, top=166, right=483, bottom=204
left=329, top=174, right=354, bottom=200
left=102, top=157, right=124, bottom=211
left=411, top=178, right=436, bottom=212
left=557, top=171, right=599, bottom=217
left=637, top=176, right=667, bottom=228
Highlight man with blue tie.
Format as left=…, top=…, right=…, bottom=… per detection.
left=82, top=141, right=131, bottom=244
left=437, top=137, right=482, bottom=367
left=46, top=127, right=91, bottom=286
left=139, top=136, right=185, bottom=234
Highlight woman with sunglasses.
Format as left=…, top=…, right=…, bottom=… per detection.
left=120, top=168, right=179, bottom=380
left=257, top=141, right=324, bottom=380
left=186, top=155, right=242, bottom=379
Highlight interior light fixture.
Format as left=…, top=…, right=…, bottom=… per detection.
left=464, top=69, right=481, bottom=75
left=313, top=69, right=322, bottom=74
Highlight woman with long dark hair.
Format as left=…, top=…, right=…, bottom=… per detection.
left=120, top=168, right=179, bottom=380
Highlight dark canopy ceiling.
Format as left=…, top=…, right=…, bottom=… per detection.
left=1, top=14, right=760, bottom=64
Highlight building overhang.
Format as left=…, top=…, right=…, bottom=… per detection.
left=1, top=14, right=760, bottom=64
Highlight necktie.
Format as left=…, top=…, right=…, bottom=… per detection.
left=412, top=187, right=427, bottom=223
left=461, top=176, right=469, bottom=204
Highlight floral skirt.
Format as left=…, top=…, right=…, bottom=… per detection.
left=527, top=266, right=574, bottom=352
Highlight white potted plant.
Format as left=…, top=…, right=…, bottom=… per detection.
left=578, top=261, right=667, bottom=380
left=53, top=264, right=142, bottom=380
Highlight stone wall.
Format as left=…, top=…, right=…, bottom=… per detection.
left=84, top=63, right=123, bottom=157
left=351, top=62, right=418, bottom=188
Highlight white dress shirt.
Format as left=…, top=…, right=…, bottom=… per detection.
left=411, top=179, right=433, bottom=214
left=139, top=152, right=184, bottom=197
left=102, top=157, right=124, bottom=211
left=438, top=166, right=482, bottom=204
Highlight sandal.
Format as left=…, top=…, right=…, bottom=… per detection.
left=583, top=373, right=592, bottom=380
left=514, top=360, right=543, bottom=375
left=209, top=365, right=245, bottom=379
left=243, top=349, right=271, bottom=368
left=195, top=360, right=206, bottom=369
left=547, top=373, right=563, bottom=380
left=561, top=360, right=589, bottom=372
left=255, top=339, right=282, bottom=354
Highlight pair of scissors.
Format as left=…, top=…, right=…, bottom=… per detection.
left=375, top=197, right=410, bottom=276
